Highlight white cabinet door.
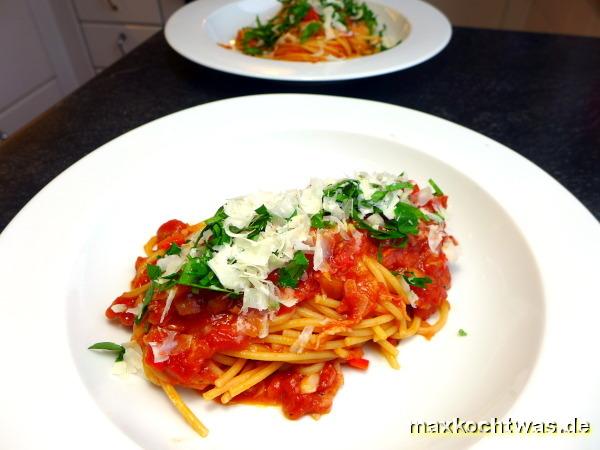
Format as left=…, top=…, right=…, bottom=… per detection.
left=0, top=0, right=94, bottom=136
left=72, top=0, right=162, bottom=24
left=82, top=23, right=161, bottom=68
left=0, top=0, right=55, bottom=111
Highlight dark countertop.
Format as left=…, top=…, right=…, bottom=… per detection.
left=1, top=27, right=599, bottom=232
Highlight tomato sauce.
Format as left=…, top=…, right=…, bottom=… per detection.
left=142, top=292, right=251, bottom=387
left=235, top=362, right=344, bottom=419
left=382, top=232, right=451, bottom=319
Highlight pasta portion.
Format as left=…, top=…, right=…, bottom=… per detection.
left=230, top=0, right=398, bottom=62
left=91, top=172, right=457, bottom=436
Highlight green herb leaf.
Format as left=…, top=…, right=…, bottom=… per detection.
left=458, top=328, right=468, bottom=337
left=369, top=182, right=413, bottom=203
left=165, top=243, right=182, bottom=255
left=300, top=22, right=321, bottom=43
left=176, top=250, right=235, bottom=295
left=229, top=204, right=272, bottom=240
left=323, top=179, right=361, bottom=203
left=135, top=281, right=156, bottom=324
left=277, top=251, right=309, bottom=288
left=287, top=0, right=310, bottom=25
left=393, top=201, right=426, bottom=235
left=351, top=210, right=408, bottom=241
left=196, top=206, right=231, bottom=248
left=310, top=210, right=334, bottom=229
left=403, top=273, right=432, bottom=288
left=146, top=264, right=162, bottom=280
left=428, top=178, right=444, bottom=196
left=88, top=341, right=126, bottom=362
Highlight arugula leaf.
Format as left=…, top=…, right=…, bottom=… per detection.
left=146, top=264, right=162, bottom=280
left=428, top=178, right=444, bottom=196
left=323, top=179, right=361, bottom=203
left=165, top=243, right=181, bottom=255
left=286, top=0, right=310, bottom=26
left=369, top=182, right=414, bottom=202
left=229, top=204, right=271, bottom=240
left=458, top=328, right=468, bottom=337
left=176, top=250, right=235, bottom=294
left=300, top=22, right=321, bottom=43
left=196, top=206, right=231, bottom=248
left=403, top=272, right=432, bottom=288
left=277, top=251, right=309, bottom=288
left=135, top=281, right=156, bottom=324
left=360, top=3, right=378, bottom=34
left=88, top=341, right=126, bottom=362
left=242, top=45, right=263, bottom=56
left=310, top=210, right=334, bottom=229
left=393, top=201, right=426, bottom=235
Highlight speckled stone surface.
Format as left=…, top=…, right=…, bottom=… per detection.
left=0, top=27, right=598, bottom=232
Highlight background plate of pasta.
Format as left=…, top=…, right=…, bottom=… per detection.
left=0, top=95, right=599, bottom=450
left=165, top=0, right=451, bottom=81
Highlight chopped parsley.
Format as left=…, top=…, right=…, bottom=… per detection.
left=458, top=328, right=468, bottom=337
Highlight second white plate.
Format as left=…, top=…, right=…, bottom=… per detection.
left=165, top=0, right=452, bottom=81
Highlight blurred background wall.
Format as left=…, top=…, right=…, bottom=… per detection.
left=1, top=0, right=598, bottom=141
left=429, top=0, right=599, bottom=37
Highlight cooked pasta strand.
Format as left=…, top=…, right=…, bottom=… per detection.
left=160, top=381, right=209, bottom=437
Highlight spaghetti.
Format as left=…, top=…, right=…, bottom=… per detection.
left=229, top=0, right=398, bottom=62
left=91, top=172, right=457, bottom=436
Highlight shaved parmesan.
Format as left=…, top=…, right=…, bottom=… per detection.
left=148, top=330, right=178, bottom=363
left=110, top=304, right=127, bottom=313
left=416, top=187, right=434, bottom=206
left=156, top=254, right=184, bottom=278
left=126, top=303, right=142, bottom=317
left=313, top=231, right=331, bottom=272
left=428, top=224, right=445, bottom=254
left=290, top=326, right=314, bottom=353
left=399, top=276, right=419, bottom=308
left=442, top=239, right=460, bottom=262
left=112, top=342, right=143, bottom=377
left=366, top=213, right=384, bottom=228
left=159, top=288, right=177, bottom=324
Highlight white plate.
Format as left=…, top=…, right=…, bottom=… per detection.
left=165, top=0, right=451, bottom=81
left=1, top=95, right=598, bottom=450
